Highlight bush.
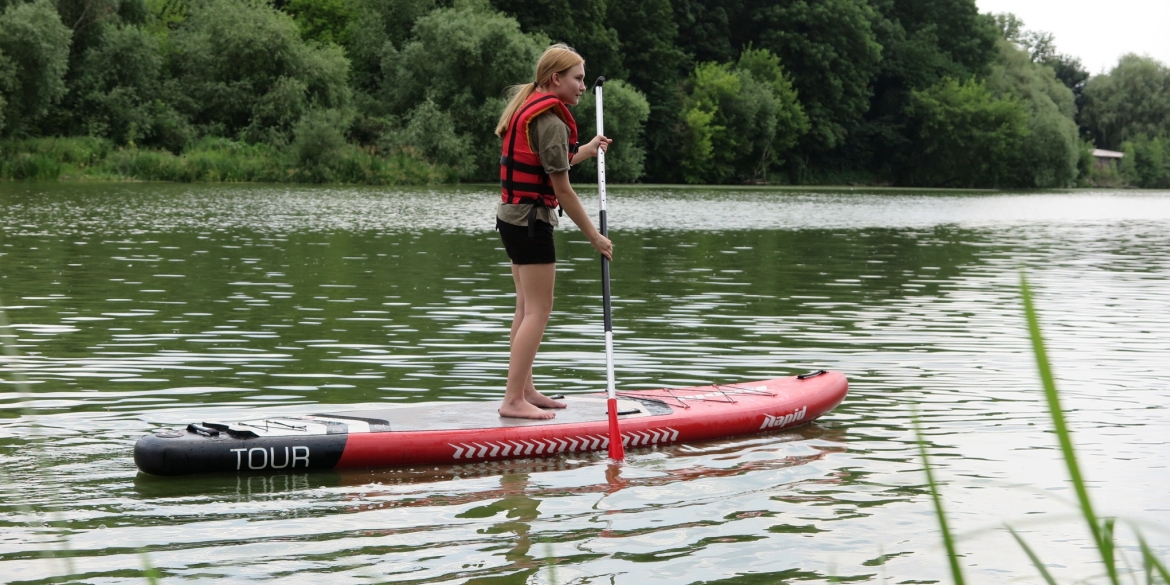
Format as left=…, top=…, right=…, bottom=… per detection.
left=289, top=108, right=351, bottom=182
left=385, top=99, right=474, bottom=179
left=677, top=48, right=809, bottom=184
left=904, top=77, right=1029, bottom=188
left=1119, top=134, right=1170, bottom=188
left=0, top=136, right=114, bottom=179
left=572, top=79, right=651, bottom=183
left=0, top=152, right=61, bottom=180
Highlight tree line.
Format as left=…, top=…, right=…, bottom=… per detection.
left=1, top=0, right=1168, bottom=188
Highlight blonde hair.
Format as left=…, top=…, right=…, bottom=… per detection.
left=495, top=43, right=584, bottom=137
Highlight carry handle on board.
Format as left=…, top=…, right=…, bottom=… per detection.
left=594, top=76, right=625, bottom=462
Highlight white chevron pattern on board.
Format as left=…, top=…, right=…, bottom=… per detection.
left=448, top=428, right=681, bottom=460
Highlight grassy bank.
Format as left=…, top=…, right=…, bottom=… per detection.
left=0, top=137, right=457, bottom=184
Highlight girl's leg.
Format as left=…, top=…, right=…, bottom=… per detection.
left=500, top=262, right=562, bottom=419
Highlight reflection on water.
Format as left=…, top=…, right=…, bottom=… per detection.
left=2, top=184, right=1170, bottom=583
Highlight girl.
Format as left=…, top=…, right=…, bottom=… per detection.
left=495, top=44, right=613, bottom=419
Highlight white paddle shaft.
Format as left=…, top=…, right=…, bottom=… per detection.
left=595, top=83, right=615, bottom=401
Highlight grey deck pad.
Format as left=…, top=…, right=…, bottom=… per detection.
left=317, top=396, right=660, bottom=432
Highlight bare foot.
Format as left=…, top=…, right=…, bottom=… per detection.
left=498, top=400, right=556, bottom=420
left=525, top=389, right=567, bottom=409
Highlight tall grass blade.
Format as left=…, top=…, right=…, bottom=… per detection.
left=1008, top=526, right=1058, bottom=585
left=1019, top=272, right=1119, bottom=585
left=140, top=551, right=162, bottom=585
left=1139, top=536, right=1170, bottom=584
left=912, top=412, right=965, bottom=585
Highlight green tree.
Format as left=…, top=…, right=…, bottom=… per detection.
left=744, top=0, right=883, bottom=153
left=992, top=13, right=1088, bottom=116
left=904, top=77, right=1029, bottom=187
left=572, top=79, right=651, bottom=182
left=0, top=48, right=13, bottom=135
left=167, top=0, right=351, bottom=144
left=284, top=0, right=354, bottom=45
left=384, top=1, right=545, bottom=178
left=488, top=0, right=623, bottom=83
left=61, top=23, right=191, bottom=147
left=386, top=98, right=474, bottom=177
left=858, top=0, right=998, bottom=178
left=671, top=0, right=739, bottom=65
left=0, top=0, right=72, bottom=137
left=609, top=0, right=688, bottom=182
left=344, top=0, right=438, bottom=96
left=1119, top=134, right=1170, bottom=188
left=986, top=39, right=1079, bottom=187
left=678, top=50, right=808, bottom=184
left=1081, top=54, right=1170, bottom=150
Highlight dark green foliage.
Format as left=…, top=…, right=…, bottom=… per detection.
left=488, top=0, right=623, bottom=82
left=572, top=79, right=651, bottom=182
left=383, top=1, right=545, bottom=179
left=387, top=99, right=474, bottom=178
left=904, top=77, right=1029, bottom=187
left=1044, top=53, right=1089, bottom=115
left=1119, top=134, right=1170, bottom=188
left=0, top=0, right=72, bottom=136
left=344, top=0, right=438, bottom=96
left=986, top=40, right=1079, bottom=187
left=0, top=0, right=1163, bottom=187
left=744, top=0, right=883, bottom=153
left=608, top=0, right=687, bottom=182
left=1081, top=54, right=1170, bottom=150
left=290, top=108, right=350, bottom=181
left=677, top=50, right=809, bottom=184
left=858, top=0, right=999, bottom=177
left=167, top=0, right=351, bottom=144
left=62, top=23, right=189, bottom=147
left=284, top=0, right=353, bottom=45
left=671, top=0, right=737, bottom=65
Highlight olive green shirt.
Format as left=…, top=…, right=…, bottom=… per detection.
left=497, top=111, right=571, bottom=227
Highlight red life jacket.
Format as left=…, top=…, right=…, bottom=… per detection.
left=500, top=91, right=579, bottom=209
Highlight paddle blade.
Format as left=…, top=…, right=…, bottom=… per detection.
left=607, top=397, right=625, bottom=461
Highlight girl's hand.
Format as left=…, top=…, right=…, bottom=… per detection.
left=590, top=232, right=613, bottom=261
left=577, top=135, right=613, bottom=162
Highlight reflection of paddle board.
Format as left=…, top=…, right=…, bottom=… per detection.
left=134, top=370, right=848, bottom=476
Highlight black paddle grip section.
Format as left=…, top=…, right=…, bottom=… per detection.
left=599, top=209, right=613, bottom=332
left=135, top=430, right=347, bottom=476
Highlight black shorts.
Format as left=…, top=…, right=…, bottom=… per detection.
left=497, top=217, right=555, bottom=264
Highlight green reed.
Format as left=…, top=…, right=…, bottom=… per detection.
left=915, top=273, right=1166, bottom=584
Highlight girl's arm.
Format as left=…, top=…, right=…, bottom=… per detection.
left=570, top=135, right=613, bottom=166
left=549, top=171, right=613, bottom=260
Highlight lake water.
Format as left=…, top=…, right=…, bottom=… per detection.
left=1, top=183, right=1169, bottom=584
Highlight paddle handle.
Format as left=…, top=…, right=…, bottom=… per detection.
left=594, top=77, right=624, bottom=461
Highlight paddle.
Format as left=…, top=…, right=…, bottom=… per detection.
left=593, top=76, right=625, bottom=462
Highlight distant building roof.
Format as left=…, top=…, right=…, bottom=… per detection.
left=1092, top=149, right=1125, bottom=158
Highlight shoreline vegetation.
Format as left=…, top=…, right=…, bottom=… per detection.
left=1, top=0, right=1168, bottom=189
left=0, top=135, right=1156, bottom=189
